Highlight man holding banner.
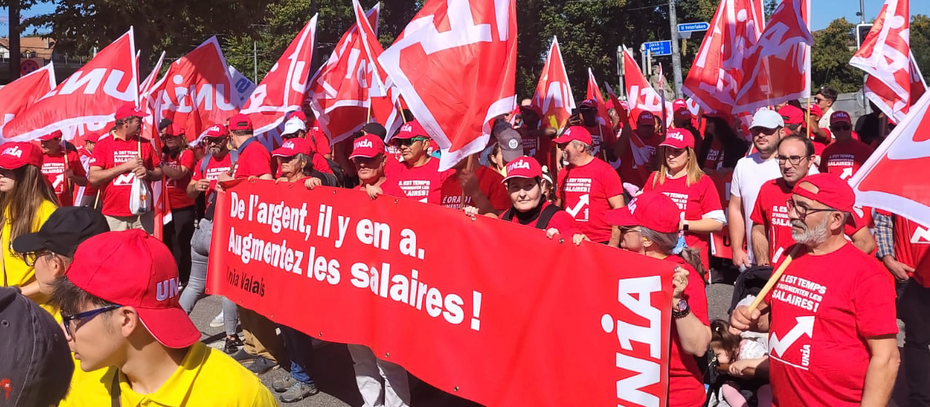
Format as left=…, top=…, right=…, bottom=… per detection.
left=88, top=105, right=162, bottom=233
left=732, top=174, right=899, bottom=407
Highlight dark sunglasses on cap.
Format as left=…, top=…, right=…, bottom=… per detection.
left=203, top=137, right=228, bottom=145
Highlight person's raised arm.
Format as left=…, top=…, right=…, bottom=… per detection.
left=851, top=226, right=876, bottom=255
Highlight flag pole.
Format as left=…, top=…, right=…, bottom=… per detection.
left=807, top=96, right=812, bottom=140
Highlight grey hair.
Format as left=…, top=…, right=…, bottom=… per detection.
left=640, top=227, right=679, bottom=253
left=571, top=139, right=594, bottom=154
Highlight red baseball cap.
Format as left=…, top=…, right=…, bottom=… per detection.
left=502, top=156, right=542, bottom=183
left=637, top=111, right=656, bottom=127
left=672, top=99, right=691, bottom=121
left=114, top=104, right=149, bottom=121
left=272, top=138, right=311, bottom=157
left=38, top=130, right=63, bottom=141
left=0, top=142, right=43, bottom=170
left=167, top=124, right=186, bottom=137
left=228, top=114, right=252, bottom=131
left=349, top=135, right=385, bottom=159
left=778, top=105, right=804, bottom=126
left=84, top=132, right=102, bottom=143
left=830, top=111, right=852, bottom=126
left=606, top=191, right=680, bottom=233
left=393, top=120, right=427, bottom=140
left=66, top=230, right=200, bottom=348
left=792, top=173, right=855, bottom=214
left=660, top=128, right=695, bottom=149
left=201, top=124, right=227, bottom=139
left=807, top=104, right=823, bottom=118
left=553, top=126, right=593, bottom=145
left=580, top=99, right=598, bottom=109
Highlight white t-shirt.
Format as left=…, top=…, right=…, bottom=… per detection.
left=730, top=152, right=819, bottom=264
left=819, top=107, right=835, bottom=132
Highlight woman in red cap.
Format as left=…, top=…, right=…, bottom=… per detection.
left=605, top=191, right=712, bottom=407
left=643, top=127, right=725, bottom=271
left=495, top=156, right=577, bottom=238
left=158, top=124, right=197, bottom=285
left=273, top=138, right=334, bottom=189
left=0, top=142, right=59, bottom=306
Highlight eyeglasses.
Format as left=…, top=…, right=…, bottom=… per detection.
left=393, top=137, right=428, bottom=147
left=21, top=248, right=50, bottom=267
left=831, top=124, right=851, bottom=131
left=61, top=304, right=122, bottom=338
left=813, top=97, right=824, bottom=103
left=786, top=199, right=835, bottom=220
left=279, top=155, right=301, bottom=163
left=203, top=137, right=227, bottom=145
left=775, top=155, right=810, bottom=166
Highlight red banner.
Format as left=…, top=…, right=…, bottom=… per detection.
left=0, top=63, right=56, bottom=143
left=532, top=36, right=575, bottom=129
left=378, top=0, right=518, bottom=170
left=148, top=37, right=238, bottom=144
left=3, top=28, right=139, bottom=141
left=207, top=180, right=673, bottom=407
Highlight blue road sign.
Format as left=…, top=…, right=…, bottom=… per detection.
left=678, top=22, right=710, bottom=33
left=643, top=41, right=672, bottom=57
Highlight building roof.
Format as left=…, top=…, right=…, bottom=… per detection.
left=0, top=37, right=56, bottom=60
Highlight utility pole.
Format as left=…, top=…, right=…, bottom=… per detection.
left=669, top=0, right=683, bottom=98
left=859, top=0, right=866, bottom=23
left=9, top=1, right=21, bottom=81
left=253, top=41, right=258, bottom=83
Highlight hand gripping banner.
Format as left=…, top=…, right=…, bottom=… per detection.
left=208, top=180, right=673, bottom=407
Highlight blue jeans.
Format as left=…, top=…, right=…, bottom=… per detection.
left=280, top=325, right=315, bottom=385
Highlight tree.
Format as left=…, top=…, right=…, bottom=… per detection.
left=911, top=14, right=930, bottom=84
left=811, top=18, right=861, bottom=93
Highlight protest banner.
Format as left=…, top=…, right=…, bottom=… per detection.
left=208, top=180, right=673, bottom=407
left=0, top=63, right=56, bottom=142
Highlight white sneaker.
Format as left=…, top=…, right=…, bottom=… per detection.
left=210, top=311, right=224, bottom=328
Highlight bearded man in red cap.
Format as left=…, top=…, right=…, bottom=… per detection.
left=731, top=173, right=899, bottom=407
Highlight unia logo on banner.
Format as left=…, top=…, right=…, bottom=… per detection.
left=2, top=146, right=22, bottom=158
left=603, top=276, right=664, bottom=407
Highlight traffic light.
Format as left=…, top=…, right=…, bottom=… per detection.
left=857, top=24, right=874, bottom=49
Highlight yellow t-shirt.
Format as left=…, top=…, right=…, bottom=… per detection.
left=0, top=200, right=58, bottom=311
left=61, top=342, right=278, bottom=407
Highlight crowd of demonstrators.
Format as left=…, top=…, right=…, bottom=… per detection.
left=1, top=90, right=925, bottom=407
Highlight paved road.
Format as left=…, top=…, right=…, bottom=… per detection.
left=188, top=283, right=910, bottom=407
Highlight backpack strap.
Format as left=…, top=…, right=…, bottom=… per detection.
left=499, top=208, right=515, bottom=222
left=534, top=204, right=563, bottom=230
left=200, top=153, right=213, bottom=176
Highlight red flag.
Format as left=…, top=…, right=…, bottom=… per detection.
left=732, top=0, right=812, bottom=113
left=850, top=0, right=927, bottom=124
left=682, top=0, right=765, bottom=117
left=3, top=28, right=139, bottom=141
left=0, top=63, right=56, bottom=142
left=622, top=47, right=664, bottom=120
left=604, top=82, right=628, bottom=124
left=353, top=1, right=404, bottom=137
left=140, top=51, right=170, bottom=240
left=149, top=37, right=238, bottom=144
left=140, top=51, right=167, bottom=140
left=378, top=0, right=518, bottom=170
left=531, top=37, right=575, bottom=129
left=307, top=7, right=381, bottom=145
left=242, top=16, right=318, bottom=147
left=851, top=91, right=930, bottom=227
left=586, top=69, right=616, bottom=146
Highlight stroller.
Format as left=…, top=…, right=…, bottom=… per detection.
left=704, top=265, right=773, bottom=407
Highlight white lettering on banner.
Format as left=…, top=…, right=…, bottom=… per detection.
left=912, top=226, right=930, bottom=244
left=44, top=68, right=135, bottom=102
left=628, top=85, right=662, bottom=113
left=113, top=173, right=136, bottom=186
left=540, top=81, right=571, bottom=113
left=602, top=276, right=662, bottom=407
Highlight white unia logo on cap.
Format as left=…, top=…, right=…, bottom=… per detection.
left=209, top=125, right=221, bottom=132
left=2, top=146, right=23, bottom=158
left=401, top=124, right=412, bottom=132
left=508, top=159, right=530, bottom=172
left=356, top=139, right=373, bottom=149
left=565, top=128, right=573, bottom=136
left=283, top=140, right=296, bottom=149
left=668, top=131, right=684, bottom=141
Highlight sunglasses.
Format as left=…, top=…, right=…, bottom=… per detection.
left=393, top=137, right=428, bottom=147
left=279, top=155, right=302, bottom=163
left=61, top=304, right=122, bottom=338
left=831, top=124, right=851, bottom=131
left=203, top=137, right=227, bottom=145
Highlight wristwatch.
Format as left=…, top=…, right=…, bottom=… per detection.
left=672, top=299, right=691, bottom=319
left=682, top=221, right=690, bottom=231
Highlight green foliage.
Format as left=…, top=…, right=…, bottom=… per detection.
left=911, top=14, right=930, bottom=84
left=811, top=18, right=860, bottom=94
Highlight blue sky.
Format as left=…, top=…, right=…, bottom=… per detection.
left=2, top=0, right=930, bottom=37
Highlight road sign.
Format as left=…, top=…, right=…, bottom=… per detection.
left=678, top=22, right=710, bottom=33
left=856, top=24, right=874, bottom=49
left=643, top=41, right=672, bottom=57
left=20, top=59, right=40, bottom=75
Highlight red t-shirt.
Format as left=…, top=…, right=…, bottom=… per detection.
left=664, top=255, right=709, bottom=407
left=440, top=166, right=510, bottom=212
left=643, top=173, right=722, bottom=268
left=702, top=139, right=724, bottom=171
left=766, top=243, right=898, bottom=407
left=556, top=158, right=624, bottom=242
left=505, top=201, right=578, bottom=236
left=750, top=179, right=795, bottom=264
left=42, top=151, right=86, bottom=207
left=618, top=134, right=661, bottom=188
left=585, top=123, right=615, bottom=156
left=79, top=148, right=97, bottom=197
left=818, top=140, right=874, bottom=181
left=383, top=158, right=453, bottom=204
left=89, top=135, right=160, bottom=217
left=162, top=149, right=196, bottom=209
left=307, top=126, right=332, bottom=155
left=192, top=153, right=233, bottom=200
left=885, top=211, right=930, bottom=288
left=234, top=140, right=273, bottom=179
